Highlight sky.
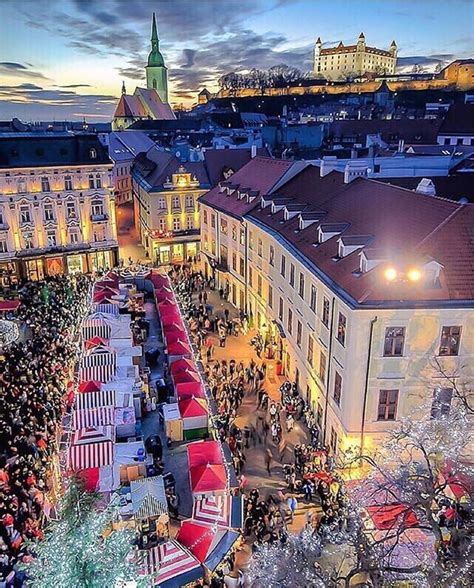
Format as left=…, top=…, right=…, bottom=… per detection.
left=0, top=0, right=472, bottom=121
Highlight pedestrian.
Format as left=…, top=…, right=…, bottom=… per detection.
left=264, top=448, right=272, bottom=475
left=287, top=495, right=298, bottom=523
left=286, top=413, right=294, bottom=432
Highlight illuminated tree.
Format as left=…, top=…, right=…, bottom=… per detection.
left=21, top=478, right=147, bottom=588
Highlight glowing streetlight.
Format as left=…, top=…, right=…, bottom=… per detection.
left=407, top=268, right=422, bottom=282
left=384, top=267, right=398, bottom=281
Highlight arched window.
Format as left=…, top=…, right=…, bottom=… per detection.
left=89, top=148, right=97, bottom=159
left=153, top=78, right=157, bottom=89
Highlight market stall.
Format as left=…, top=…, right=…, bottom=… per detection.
left=80, top=342, right=117, bottom=383
left=170, top=358, right=198, bottom=376
left=192, top=495, right=243, bottom=530
left=176, top=381, right=206, bottom=400
left=187, top=441, right=224, bottom=469
left=176, top=520, right=240, bottom=572
left=72, top=406, right=115, bottom=429
left=178, top=398, right=208, bottom=440
left=130, top=476, right=168, bottom=523
left=162, top=403, right=182, bottom=442
left=167, top=339, right=193, bottom=361
left=78, top=380, right=102, bottom=394
left=142, top=540, right=203, bottom=588
left=75, top=387, right=116, bottom=410
left=173, top=370, right=201, bottom=385
left=115, top=407, right=136, bottom=438
left=189, top=465, right=227, bottom=497
left=67, top=425, right=116, bottom=471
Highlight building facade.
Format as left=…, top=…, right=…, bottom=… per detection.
left=0, top=134, right=118, bottom=283
left=199, top=158, right=474, bottom=456
left=313, top=33, right=397, bottom=80
left=132, top=148, right=210, bottom=265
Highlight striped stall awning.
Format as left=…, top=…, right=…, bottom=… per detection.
left=192, top=495, right=230, bottom=527
left=92, top=303, right=119, bottom=316
left=131, top=476, right=167, bottom=520
left=82, top=317, right=111, bottom=340
left=80, top=348, right=116, bottom=383
left=67, top=426, right=115, bottom=470
left=76, top=388, right=116, bottom=410
left=72, top=406, right=115, bottom=429
left=144, top=540, right=202, bottom=585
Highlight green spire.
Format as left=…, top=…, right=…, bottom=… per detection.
left=147, top=12, right=165, bottom=67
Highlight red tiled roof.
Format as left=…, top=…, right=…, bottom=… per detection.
left=203, top=148, right=268, bottom=186
left=199, top=156, right=293, bottom=219
left=247, top=165, right=474, bottom=304
left=114, top=95, right=146, bottom=118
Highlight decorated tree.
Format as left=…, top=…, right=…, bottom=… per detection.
left=21, top=478, right=148, bottom=588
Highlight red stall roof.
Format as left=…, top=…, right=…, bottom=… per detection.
left=178, top=398, right=208, bottom=418
left=173, top=371, right=201, bottom=385
left=78, top=380, right=102, bottom=393
left=190, top=464, right=227, bottom=494
left=85, top=336, right=109, bottom=350
left=170, top=358, right=198, bottom=375
left=167, top=340, right=192, bottom=357
left=0, top=300, right=21, bottom=312
left=187, top=441, right=224, bottom=468
left=176, top=381, right=205, bottom=400
left=367, top=504, right=419, bottom=531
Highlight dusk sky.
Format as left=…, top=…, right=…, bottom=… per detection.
left=0, top=0, right=472, bottom=121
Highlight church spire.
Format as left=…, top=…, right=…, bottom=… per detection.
left=121, top=80, right=126, bottom=95
left=151, top=12, right=158, bottom=48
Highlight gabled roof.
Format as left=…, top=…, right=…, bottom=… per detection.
left=203, top=148, right=268, bottom=186
left=114, top=94, right=147, bottom=118
left=134, top=87, right=175, bottom=120
left=199, top=156, right=293, bottom=219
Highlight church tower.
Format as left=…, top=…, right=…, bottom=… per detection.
left=145, top=12, right=168, bottom=103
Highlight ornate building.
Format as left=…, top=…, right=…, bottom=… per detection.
left=112, top=13, right=174, bottom=131
left=0, top=134, right=119, bottom=283
left=313, top=33, right=397, bottom=80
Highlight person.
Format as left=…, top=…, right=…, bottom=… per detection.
left=287, top=495, right=298, bottom=523
left=264, top=448, right=273, bottom=476
left=286, top=413, right=294, bottom=432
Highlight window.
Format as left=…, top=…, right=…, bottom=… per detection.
left=211, top=214, right=216, bottom=229
left=0, top=240, right=7, bottom=253
left=307, top=335, right=314, bottom=366
left=322, top=297, right=330, bottom=327
left=66, top=201, right=76, bottom=219
left=299, top=273, right=305, bottom=299
left=220, top=244, right=228, bottom=265
left=17, top=179, right=27, bottom=193
left=44, top=203, right=54, bottom=221
left=20, top=205, right=31, bottom=224
left=93, top=225, right=105, bottom=242
left=269, top=245, right=275, bottom=266
left=172, top=196, right=180, bottom=210
left=69, top=230, right=79, bottom=244
left=89, top=174, right=95, bottom=189
left=377, top=389, right=399, bottom=421
left=334, top=372, right=342, bottom=406
left=239, top=227, right=245, bottom=245
left=280, top=255, right=286, bottom=277
left=203, top=209, right=208, bottom=224
left=337, top=312, right=346, bottom=346
left=257, top=238, right=263, bottom=257
left=239, top=257, right=244, bottom=276
left=249, top=231, right=254, bottom=250
left=297, top=320, right=302, bottom=347
left=159, top=218, right=166, bottom=231
left=257, top=275, right=262, bottom=297
left=91, top=199, right=104, bottom=217
left=23, top=231, right=34, bottom=249
left=95, top=174, right=102, bottom=188
left=383, top=327, right=405, bottom=357
left=211, top=240, right=216, bottom=255
left=287, top=308, right=293, bottom=335
left=220, top=218, right=228, bottom=235
left=279, top=297, right=284, bottom=321
left=41, top=176, right=50, bottom=192
left=46, top=230, right=56, bottom=247
left=232, top=252, right=237, bottom=271
left=439, top=326, right=461, bottom=356
left=319, top=351, right=327, bottom=382
left=232, top=224, right=237, bottom=241
left=310, top=285, right=317, bottom=312
left=186, top=216, right=194, bottom=230
left=173, top=217, right=181, bottom=231
left=431, top=387, right=453, bottom=419
left=64, top=176, right=73, bottom=190
left=330, top=427, right=338, bottom=453
left=158, top=197, right=166, bottom=210
left=185, top=194, right=194, bottom=209
left=89, top=148, right=97, bottom=159
left=289, top=263, right=295, bottom=287
left=317, top=404, right=323, bottom=427
left=268, top=285, right=273, bottom=308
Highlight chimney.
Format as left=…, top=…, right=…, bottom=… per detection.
left=251, top=144, right=257, bottom=158
left=398, top=139, right=405, bottom=152
left=344, top=161, right=369, bottom=183
left=416, top=178, right=436, bottom=196
left=350, top=148, right=358, bottom=159
left=368, top=144, right=376, bottom=158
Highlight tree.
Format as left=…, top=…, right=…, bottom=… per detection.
left=20, top=478, right=148, bottom=588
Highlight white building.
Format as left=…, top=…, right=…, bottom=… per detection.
left=314, top=33, right=397, bottom=80
left=0, top=133, right=118, bottom=283
left=199, top=157, right=474, bottom=456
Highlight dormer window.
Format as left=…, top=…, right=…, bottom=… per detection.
left=318, top=223, right=349, bottom=244
left=338, top=235, right=372, bottom=258
left=359, top=249, right=386, bottom=273
left=423, top=260, right=443, bottom=286
left=89, top=148, right=97, bottom=159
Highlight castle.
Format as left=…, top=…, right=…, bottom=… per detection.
left=314, top=33, right=397, bottom=80
left=112, top=13, right=175, bottom=130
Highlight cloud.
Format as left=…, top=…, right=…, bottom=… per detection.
left=0, top=62, right=50, bottom=80
left=55, top=84, right=92, bottom=88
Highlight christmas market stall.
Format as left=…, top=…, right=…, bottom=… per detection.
left=167, top=339, right=193, bottom=361
left=80, top=341, right=117, bottom=382
left=162, top=403, right=182, bottom=442
left=141, top=539, right=203, bottom=588
left=179, top=398, right=209, bottom=441
left=192, top=495, right=243, bottom=530
left=67, top=425, right=116, bottom=471
left=130, top=476, right=169, bottom=539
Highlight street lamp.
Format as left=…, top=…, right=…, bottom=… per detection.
left=384, top=267, right=398, bottom=281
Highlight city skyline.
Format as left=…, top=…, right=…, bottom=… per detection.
left=0, top=0, right=473, bottom=120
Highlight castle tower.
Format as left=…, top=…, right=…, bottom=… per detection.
left=314, top=37, right=322, bottom=75
left=357, top=32, right=366, bottom=51
left=145, top=12, right=168, bottom=103
left=389, top=40, right=397, bottom=57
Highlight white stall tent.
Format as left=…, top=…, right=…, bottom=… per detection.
left=130, top=476, right=168, bottom=520
left=163, top=403, right=182, bottom=441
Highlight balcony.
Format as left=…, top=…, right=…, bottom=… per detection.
left=90, top=213, right=109, bottom=222
left=16, top=242, right=91, bottom=257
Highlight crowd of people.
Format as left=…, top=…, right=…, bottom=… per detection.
left=0, top=275, right=91, bottom=586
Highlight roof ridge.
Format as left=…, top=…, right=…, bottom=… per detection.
left=415, top=204, right=467, bottom=251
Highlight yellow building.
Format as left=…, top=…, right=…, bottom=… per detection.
left=314, top=33, right=397, bottom=80
left=200, top=157, right=474, bottom=456
left=132, top=148, right=209, bottom=265
left=0, top=134, right=118, bottom=283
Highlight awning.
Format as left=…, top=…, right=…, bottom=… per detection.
left=143, top=540, right=202, bottom=588
left=179, top=398, right=208, bottom=419
left=176, top=381, right=205, bottom=400
left=0, top=300, right=20, bottom=312
left=78, top=380, right=102, bottom=394
left=92, top=303, right=119, bottom=316
left=366, top=504, right=419, bottom=531
left=192, top=495, right=243, bottom=529
left=170, top=358, right=198, bottom=375
left=72, top=406, right=115, bottom=429
left=84, top=336, right=110, bottom=351
left=176, top=520, right=239, bottom=571
left=130, top=476, right=168, bottom=519
left=167, top=339, right=192, bottom=358
left=75, top=388, right=116, bottom=410
left=173, top=370, right=200, bottom=385
left=68, top=426, right=115, bottom=470
left=149, top=273, right=170, bottom=289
